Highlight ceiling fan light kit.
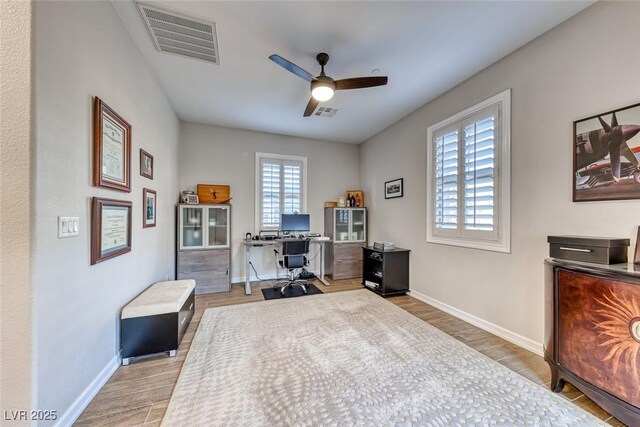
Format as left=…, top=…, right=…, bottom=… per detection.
left=311, top=78, right=335, bottom=102
left=269, top=52, right=388, bottom=117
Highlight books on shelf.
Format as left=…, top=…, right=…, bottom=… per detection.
left=373, top=241, right=395, bottom=251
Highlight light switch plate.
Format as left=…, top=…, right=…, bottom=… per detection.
left=58, top=216, right=79, bottom=238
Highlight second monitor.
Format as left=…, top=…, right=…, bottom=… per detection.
left=281, top=213, right=310, bottom=233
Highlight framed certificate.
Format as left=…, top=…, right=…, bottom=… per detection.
left=93, top=97, right=131, bottom=192
left=91, top=197, right=132, bottom=265
left=143, top=188, right=157, bottom=228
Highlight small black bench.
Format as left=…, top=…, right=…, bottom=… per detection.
left=120, top=280, right=195, bottom=365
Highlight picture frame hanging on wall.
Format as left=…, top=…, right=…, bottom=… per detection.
left=91, top=197, right=132, bottom=265
left=140, top=149, right=153, bottom=180
left=143, top=188, right=157, bottom=228
left=93, top=97, right=132, bottom=192
left=634, top=226, right=640, bottom=265
left=573, top=102, right=640, bottom=202
left=385, top=178, right=404, bottom=199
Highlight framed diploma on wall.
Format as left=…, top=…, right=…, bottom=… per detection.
left=91, top=197, right=132, bottom=265
left=93, top=97, right=131, bottom=192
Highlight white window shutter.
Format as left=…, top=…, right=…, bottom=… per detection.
left=463, top=111, right=496, bottom=234
left=426, top=89, right=510, bottom=253
left=256, top=154, right=306, bottom=232
left=434, top=129, right=459, bottom=230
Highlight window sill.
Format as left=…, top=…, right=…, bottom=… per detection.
left=426, top=235, right=510, bottom=254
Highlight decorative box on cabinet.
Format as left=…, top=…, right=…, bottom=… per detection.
left=544, top=258, right=640, bottom=426
left=362, top=247, right=410, bottom=297
left=324, top=207, right=367, bottom=280
left=177, top=204, right=231, bottom=294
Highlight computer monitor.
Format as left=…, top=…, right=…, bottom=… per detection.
left=281, top=213, right=310, bottom=232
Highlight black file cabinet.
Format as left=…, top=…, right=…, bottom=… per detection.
left=362, top=247, right=410, bottom=297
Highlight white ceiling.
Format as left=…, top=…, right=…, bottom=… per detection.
left=113, top=1, right=592, bottom=144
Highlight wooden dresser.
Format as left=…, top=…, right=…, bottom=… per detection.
left=544, top=258, right=640, bottom=425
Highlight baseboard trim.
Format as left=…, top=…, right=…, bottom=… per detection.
left=55, top=356, right=119, bottom=427
left=408, top=290, right=543, bottom=356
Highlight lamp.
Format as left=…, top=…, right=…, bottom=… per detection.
left=311, top=78, right=335, bottom=102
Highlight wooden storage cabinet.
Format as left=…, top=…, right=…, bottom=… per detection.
left=544, top=258, right=640, bottom=426
left=324, top=207, right=367, bottom=280
left=326, top=243, right=362, bottom=280
left=362, top=247, right=410, bottom=297
left=177, top=204, right=231, bottom=294
left=177, top=249, right=230, bottom=294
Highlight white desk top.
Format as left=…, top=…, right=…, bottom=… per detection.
left=243, top=237, right=332, bottom=246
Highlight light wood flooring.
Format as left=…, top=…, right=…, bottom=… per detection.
left=75, top=278, right=624, bottom=426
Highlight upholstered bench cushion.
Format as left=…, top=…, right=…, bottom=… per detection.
left=121, top=280, right=195, bottom=319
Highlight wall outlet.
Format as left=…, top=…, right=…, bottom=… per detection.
left=58, top=216, right=79, bottom=238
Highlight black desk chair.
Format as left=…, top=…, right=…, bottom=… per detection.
left=274, top=239, right=310, bottom=296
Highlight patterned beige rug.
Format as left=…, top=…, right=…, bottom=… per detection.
left=162, top=290, right=604, bottom=426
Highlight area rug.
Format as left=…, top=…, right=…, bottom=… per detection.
left=161, top=290, right=604, bottom=426
left=261, top=283, right=323, bottom=300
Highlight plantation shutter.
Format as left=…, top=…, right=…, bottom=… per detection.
left=260, top=157, right=304, bottom=230
left=434, top=127, right=459, bottom=231
left=463, top=111, right=496, bottom=234
left=427, top=89, right=509, bottom=252
left=431, top=106, right=499, bottom=241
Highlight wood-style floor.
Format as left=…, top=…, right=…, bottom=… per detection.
left=75, top=278, right=624, bottom=426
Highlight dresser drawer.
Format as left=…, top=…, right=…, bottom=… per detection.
left=178, top=269, right=230, bottom=294
left=178, top=249, right=229, bottom=273
left=331, top=259, right=361, bottom=280
left=334, top=243, right=363, bottom=261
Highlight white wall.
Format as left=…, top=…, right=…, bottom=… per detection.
left=33, top=1, right=180, bottom=424
left=1, top=0, right=33, bottom=416
left=360, top=1, right=640, bottom=352
left=180, top=122, right=360, bottom=282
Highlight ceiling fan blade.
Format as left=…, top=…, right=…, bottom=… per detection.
left=334, top=76, right=388, bottom=90
left=269, top=54, right=314, bottom=82
left=303, top=98, right=319, bottom=117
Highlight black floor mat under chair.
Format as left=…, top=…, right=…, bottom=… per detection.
left=261, top=283, right=323, bottom=300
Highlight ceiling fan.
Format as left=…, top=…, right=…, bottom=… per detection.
left=269, top=52, right=388, bottom=117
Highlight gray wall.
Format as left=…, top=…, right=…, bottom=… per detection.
left=179, top=122, right=360, bottom=281
left=359, top=1, right=640, bottom=351
left=33, top=1, right=180, bottom=423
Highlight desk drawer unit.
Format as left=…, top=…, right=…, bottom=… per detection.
left=177, top=249, right=230, bottom=294
left=327, top=243, right=363, bottom=280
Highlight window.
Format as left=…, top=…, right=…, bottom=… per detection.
left=255, top=152, right=307, bottom=232
left=427, top=89, right=511, bottom=253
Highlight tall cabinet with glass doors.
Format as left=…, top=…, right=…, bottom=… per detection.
left=177, top=204, right=231, bottom=294
left=324, top=207, right=367, bottom=280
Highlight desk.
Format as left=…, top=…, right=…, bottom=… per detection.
left=243, top=238, right=331, bottom=295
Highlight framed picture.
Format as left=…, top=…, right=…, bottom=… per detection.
left=140, top=149, right=153, bottom=180
left=573, top=102, right=640, bottom=202
left=91, top=197, right=132, bottom=265
left=634, top=226, right=640, bottom=265
left=385, top=178, right=404, bottom=199
left=185, top=194, right=199, bottom=205
left=143, top=188, right=157, bottom=228
left=93, top=97, right=131, bottom=192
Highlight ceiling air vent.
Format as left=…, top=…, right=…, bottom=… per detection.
left=136, top=2, right=219, bottom=65
left=314, top=107, right=338, bottom=118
